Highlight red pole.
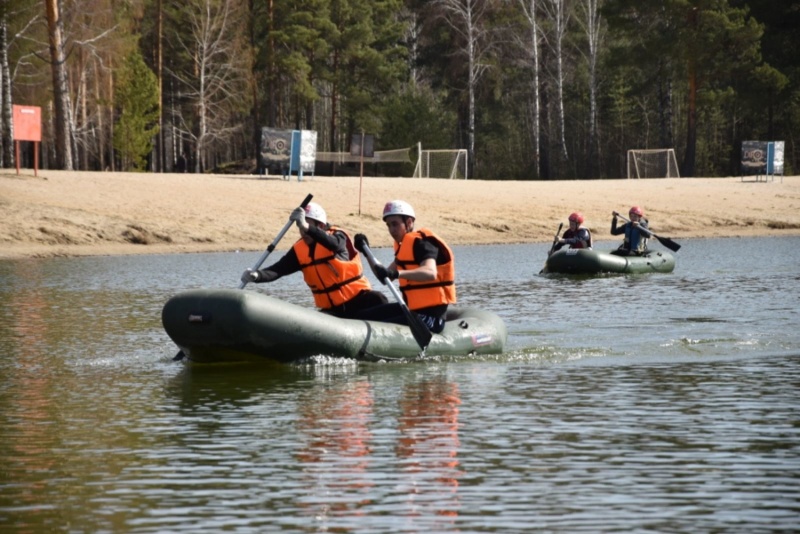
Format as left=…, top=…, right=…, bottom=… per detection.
left=358, top=132, right=364, bottom=215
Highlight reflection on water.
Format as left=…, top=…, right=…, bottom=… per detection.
left=1, top=238, right=799, bottom=531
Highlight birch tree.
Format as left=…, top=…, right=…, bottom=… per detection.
left=167, top=0, right=252, bottom=172
left=0, top=15, right=10, bottom=167
left=575, top=0, right=602, bottom=177
left=435, top=0, right=493, bottom=176
left=517, top=0, right=541, bottom=178
left=44, top=0, right=73, bottom=169
left=540, top=0, right=570, bottom=164
left=1, top=0, right=46, bottom=167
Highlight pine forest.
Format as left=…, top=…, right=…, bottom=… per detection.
left=2, top=0, right=797, bottom=179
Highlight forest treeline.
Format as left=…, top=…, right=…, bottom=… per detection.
left=1, top=0, right=797, bottom=179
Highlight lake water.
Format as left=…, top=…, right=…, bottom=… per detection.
left=1, top=237, right=799, bottom=532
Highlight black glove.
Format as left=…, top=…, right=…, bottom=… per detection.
left=374, top=264, right=398, bottom=283
left=241, top=268, right=260, bottom=284
left=354, top=233, right=369, bottom=253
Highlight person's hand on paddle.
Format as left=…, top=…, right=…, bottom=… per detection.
left=290, top=207, right=309, bottom=231
left=354, top=233, right=369, bottom=253
left=241, top=268, right=278, bottom=284
left=374, top=264, right=398, bottom=283
left=241, top=268, right=259, bottom=284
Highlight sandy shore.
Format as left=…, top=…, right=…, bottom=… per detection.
left=1, top=170, right=799, bottom=260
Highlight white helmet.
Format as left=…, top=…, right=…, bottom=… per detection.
left=304, top=202, right=327, bottom=225
left=382, top=200, right=415, bottom=221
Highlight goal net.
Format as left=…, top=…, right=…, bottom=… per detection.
left=626, top=149, right=680, bottom=179
left=315, top=146, right=415, bottom=164
left=413, top=149, right=468, bottom=179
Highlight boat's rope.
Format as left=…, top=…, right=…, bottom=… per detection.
left=357, top=321, right=373, bottom=358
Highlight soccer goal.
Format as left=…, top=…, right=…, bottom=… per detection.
left=413, top=149, right=469, bottom=179
left=316, top=146, right=415, bottom=165
left=626, top=149, right=680, bottom=179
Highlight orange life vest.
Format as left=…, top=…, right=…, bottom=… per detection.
left=393, top=228, right=456, bottom=310
left=293, top=226, right=371, bottom=309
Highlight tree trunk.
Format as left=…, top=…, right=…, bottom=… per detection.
left=156, top=0, right=164, bottom=172
left=108, top=57, right=115, bottom=172
left=466, top=0, right=476, bottom=178
left=552, top=1, right=568, bottom=163
left=0, top=16, right=10, bottom=168
left=95, top=56, right=104, bottom=171
left=330, top=50, right=339, bottom=152
left=539, top=73, right=551, bottom=179
left=79, top=48, right=88, bottom=170
left=582, top=0, right=601, bottom=179
left=437, top=0, right=490, bottom=178
left=683, top=56, right=697, bottom=177
left=45, top=0, right=73, bottom=170
left=267, top=0, right=275, bottom=127
left=520, top=0, right=541, bottom=179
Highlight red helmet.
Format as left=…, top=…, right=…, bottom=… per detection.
left=568, top=212, right=584, bottom=224
left=629, top=206, right=644, bottom=217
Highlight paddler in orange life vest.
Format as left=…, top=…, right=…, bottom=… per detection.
left=353, top=200, right=456, bottom=334
left=240, top=202, right=387, bottom=318
left=551, top=211, right=593, bottom=254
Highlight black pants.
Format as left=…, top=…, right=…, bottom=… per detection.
left=353, top=303, right=448, bottom=334
left=324, top=290, right=388, bottom=319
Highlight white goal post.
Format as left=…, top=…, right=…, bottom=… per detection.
left=627, top=148, right=680, bottom=179
left=413, top=148, right=469, bottom=179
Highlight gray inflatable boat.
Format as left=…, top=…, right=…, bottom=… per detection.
left=543, top=248, right=676, bottom=275
left=162, top=288, right=507, bottom=364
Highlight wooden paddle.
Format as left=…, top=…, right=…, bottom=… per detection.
left=547, top=222, right=564, bottom=256
left=172, top=193, right=313, bottom=361
left=613, top=212, right=681, bottom=252
left=359, top=241, right=433, bottom=351
left=538, top=222, right=564, bottom=274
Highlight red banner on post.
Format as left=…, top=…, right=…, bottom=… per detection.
left=13, top=105, right=42, bottom=141
left=13, top=105, right=42, bottom=176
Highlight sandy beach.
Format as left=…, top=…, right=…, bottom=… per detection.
left=1, top=170, right=798, bottom=260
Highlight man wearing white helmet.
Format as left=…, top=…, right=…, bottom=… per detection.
left=241, top=201, right=387, bottom=318
left=353, top=200, right=456, bottom=334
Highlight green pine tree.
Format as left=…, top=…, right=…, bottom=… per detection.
left=114, top=49, right=160, bottom=171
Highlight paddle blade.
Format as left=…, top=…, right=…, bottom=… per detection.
left=403, top=307, right=434, bottom=350
left=657, top=235, right=681, bottom=252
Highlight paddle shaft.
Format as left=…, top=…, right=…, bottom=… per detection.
left=238, top=193, right=314, bottom=288
left=548, top=222, right=564, bottom=255
left=613, top=212, right=681, bottom=252
left=360, top=242, right=433, bottom=351
left=174, top=193, right=313, bottom=361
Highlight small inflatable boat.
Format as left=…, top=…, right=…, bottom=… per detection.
left=162, top=288, right=507, bottom=363
left=543, top=248, right=675, bottom=275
